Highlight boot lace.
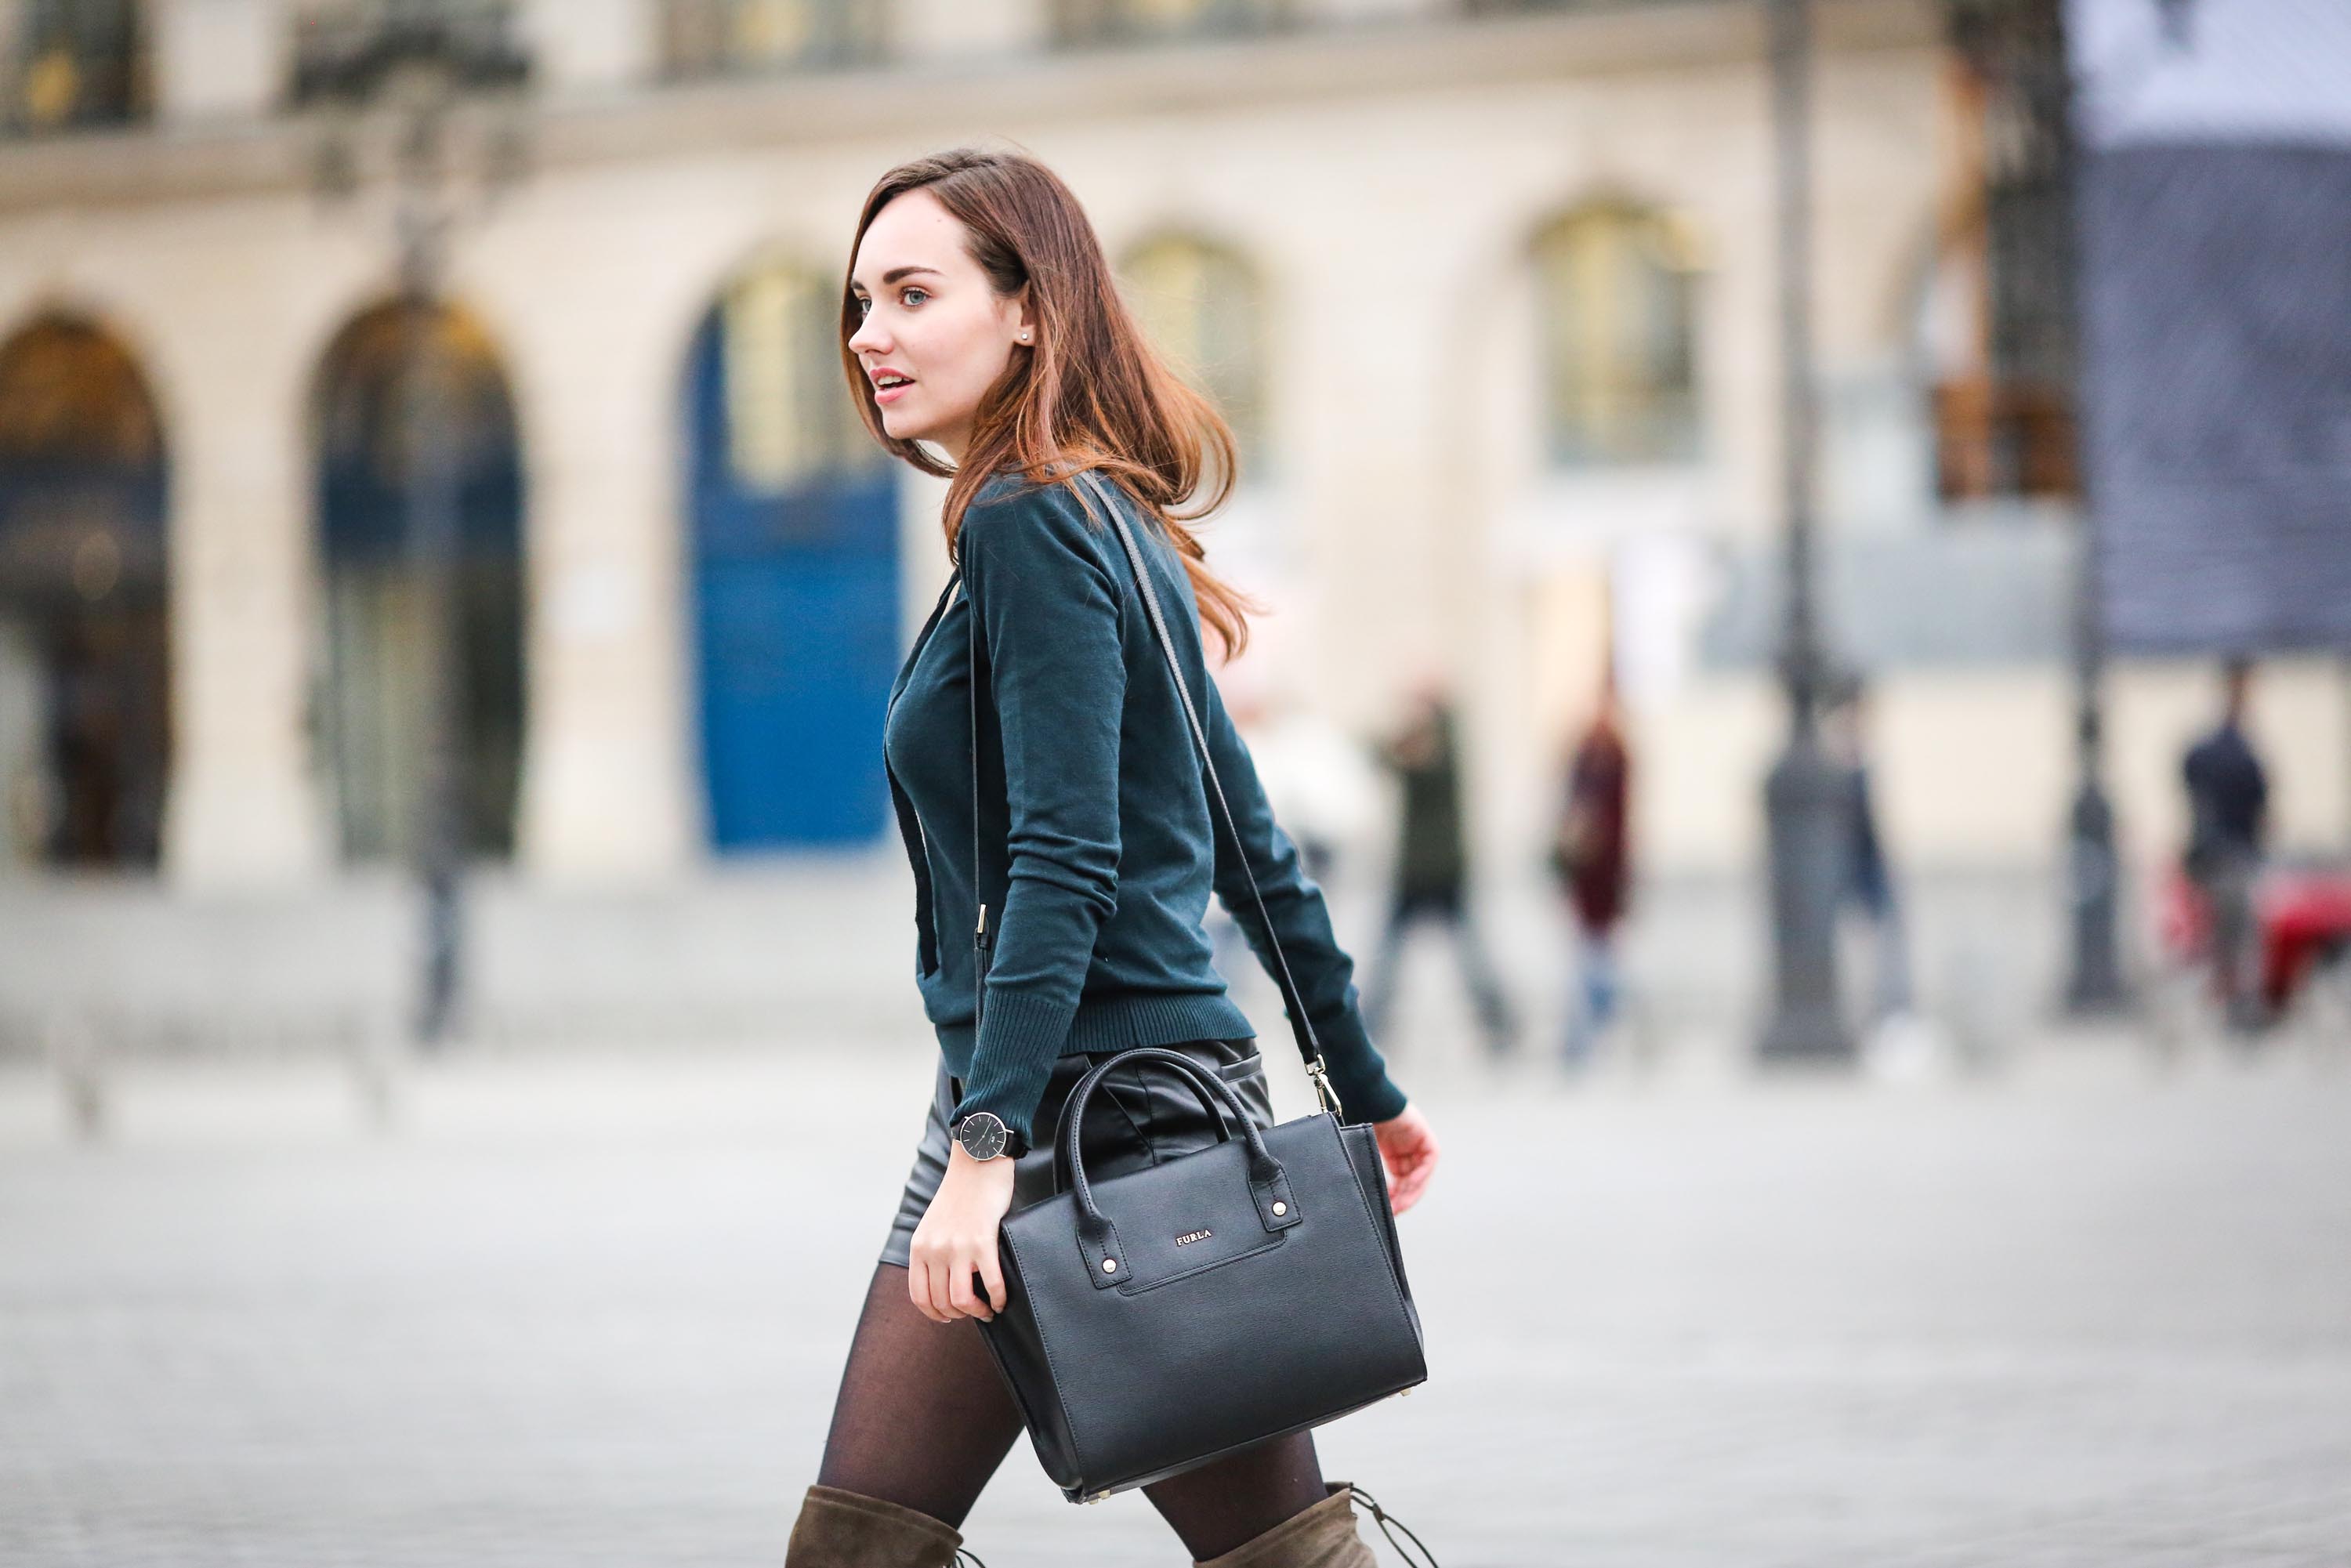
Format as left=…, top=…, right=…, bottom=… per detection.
left=1346, top=1485, right=1440, bottom=1567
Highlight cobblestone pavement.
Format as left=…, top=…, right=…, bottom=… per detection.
left=2, top=1038, right=2348, bottom=1567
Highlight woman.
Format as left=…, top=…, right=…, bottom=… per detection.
left=787, top=148, right=1440, bottom=1568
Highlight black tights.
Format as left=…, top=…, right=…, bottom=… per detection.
left=814, top=1262, right=1328, bottom=1562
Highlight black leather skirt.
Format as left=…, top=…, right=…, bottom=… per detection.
left=880, top=1037, right=1272, bottom=1269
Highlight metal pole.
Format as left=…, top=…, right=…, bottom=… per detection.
left=396, top=118, right=466, bottom=1048
left=2052, top=0, right=2126, bottom=1015
left=1759, top=0, right=1853, bottom=1063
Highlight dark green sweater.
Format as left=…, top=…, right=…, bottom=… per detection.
left=881, top=473, right=1407, bottom=1143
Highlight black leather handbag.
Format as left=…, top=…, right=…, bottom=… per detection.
left=962, top=470, right=1428, bottom=1502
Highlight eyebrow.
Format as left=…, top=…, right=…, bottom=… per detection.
left=850, top=264, right=944, bottom=293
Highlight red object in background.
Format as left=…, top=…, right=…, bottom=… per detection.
left=2259, top=868, right=2351, bottom=1012
left=2159, top=861, right=2351, bottom=1016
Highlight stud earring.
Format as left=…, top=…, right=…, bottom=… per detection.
left=1020, top=330, right=1032, bottom=342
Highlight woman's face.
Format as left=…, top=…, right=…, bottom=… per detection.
left=846, top=188, right=1033, bottom=463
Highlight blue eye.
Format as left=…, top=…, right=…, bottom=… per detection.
left=901, top=288, right=929, bottom=307
left=853, top=296, right=872, bottom=317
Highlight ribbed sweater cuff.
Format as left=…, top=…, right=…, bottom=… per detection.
left=1330, top=1066, right=1409, bottom=1124
left=956, top=988, right=1078, bottom=1144
left=1308, top=1009, right=1410, bottom=1124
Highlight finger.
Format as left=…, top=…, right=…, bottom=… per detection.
left=1407, top=1141, right=1438, bottom=1184
left=1379, top=1161, right=1411, bottom=1213
left=1393, top=1160, right=1432, bottom=1212
left=978, top=1243, right=1009, bottom=1316
left=907, top=1255, right=939, bottom=1320
left=947, top=1256, right=984, bottom=1320
left=923, top=1257, right=957, bottom=1323
left=922, top=1260, right=959, bottom=1326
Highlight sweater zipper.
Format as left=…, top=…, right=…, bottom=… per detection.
left=887, top=576, right=962, bottom=983
left=973, top=903, right=990, bottom=1030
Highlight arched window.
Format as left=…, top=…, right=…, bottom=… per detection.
left=1055, top=0, right=1289, bottom=48
left=1532, top=204, right=1702, bottom=466
left=713, top=261, right=876, bottom=494
left=0, top=315, right=170, bottom=868
left=311, top=300, right=526, bottom=865
left=661, top=0, right=885, bottom=76
left=1120, top=234, right=1270, bottom=480
left=2, top=0, right=148, bottom=134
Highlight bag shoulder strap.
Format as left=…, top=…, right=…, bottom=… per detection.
left=961, top=470, right=1342, bottom=1117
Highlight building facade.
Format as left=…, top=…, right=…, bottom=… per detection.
left=1, top=0, right=2343, bottom=925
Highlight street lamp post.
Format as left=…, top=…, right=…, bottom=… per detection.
left=295, top=1, right=531, bottom=1046
left=1758, top=0, right=1853, bottom=1064
left=2046, top=8, right=2128, bottom=1016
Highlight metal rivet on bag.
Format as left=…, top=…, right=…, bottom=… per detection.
left=1102, top=1258, right=1118, bottom=1273
left=1272, top=1201, right=1287, bottom=1216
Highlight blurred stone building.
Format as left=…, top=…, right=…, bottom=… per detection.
left=0, top=0, right=2343, bottom=1042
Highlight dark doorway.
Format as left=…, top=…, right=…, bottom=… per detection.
left=0, top=316, right=170, bottom=871
left=312, top=300, right=525, bottom=864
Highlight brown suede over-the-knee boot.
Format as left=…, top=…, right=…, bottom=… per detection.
left=1190, top=1483, right=1378, bottom=1568
left=784, top=1483, right=969, bottom=1568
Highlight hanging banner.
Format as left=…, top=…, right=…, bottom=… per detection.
left=2070, top=0, right=2351, bottom=652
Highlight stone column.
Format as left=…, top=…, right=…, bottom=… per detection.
left=493, top=273, right=698, bottom=881
left=160, top=270, right=333, bottom=886
left=516, top=0, right=657, bottom=96
left=151, top=0, right=282, bottom=124
left=894, top=0, right=1048, bottom=61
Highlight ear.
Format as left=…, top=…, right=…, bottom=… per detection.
left=1009, top=286, right=1037, bottom=346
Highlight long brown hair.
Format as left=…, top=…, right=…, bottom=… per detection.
left=839, top=147, right=1257, bottom=657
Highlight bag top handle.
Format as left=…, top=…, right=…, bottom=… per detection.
left=962, top=469, right=1345, bottom=1119
left=1054, top=1047, right=1266, bottom=1198
left=1056, top=1046, right=1302, bottom=1290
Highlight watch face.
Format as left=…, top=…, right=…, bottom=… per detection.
left=955, top=1113, right=1009, bottom=1161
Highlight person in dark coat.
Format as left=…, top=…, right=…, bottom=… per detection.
left=1360, top=681, right=1515, bottom=1056
left=1825, top=679, right=1911, bottom=1023
left=2183, top=658, right=2269, bottom=1031
left=1550, top=679, right=1631, bottom=1066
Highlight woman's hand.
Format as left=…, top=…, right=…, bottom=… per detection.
left=907, top=1145, right=1017, bottom=1324
left=1371, top=1103, right=1440, bottom=1215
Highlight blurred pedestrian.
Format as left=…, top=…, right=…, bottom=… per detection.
left=2183, top=658, right=2269, bottom=1032
left=1824, top=678, right=1913, bottom=1025
left=792, top=148, right=1438, bottom=1568
left=1359, top=679, right=1515, bottom=1057
left=1549, top=675, right=1631, bottom=1067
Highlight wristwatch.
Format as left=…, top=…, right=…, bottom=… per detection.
left=952, top=1110, right=1025, bottom=1161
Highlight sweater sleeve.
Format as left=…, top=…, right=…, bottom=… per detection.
left=1201, top=674, right=1410, bottom=1124
left=951, top=483, right=1126, bottom=1145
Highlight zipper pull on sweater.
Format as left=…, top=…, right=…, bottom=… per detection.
left=973, top=904, right=991, bottom=1028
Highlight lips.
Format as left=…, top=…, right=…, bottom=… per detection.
left=871, top=368, right=915, bottom=406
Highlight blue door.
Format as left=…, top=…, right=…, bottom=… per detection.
left=687, top=296, right=898, bottom=851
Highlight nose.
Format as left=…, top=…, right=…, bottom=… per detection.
left=846, top=311, right=889, bottom=357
